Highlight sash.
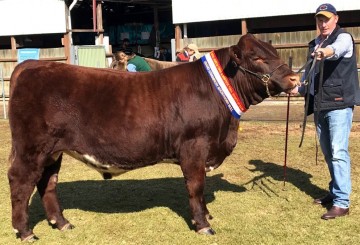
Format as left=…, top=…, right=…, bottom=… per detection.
left=201, top=51, right=246, bottom=119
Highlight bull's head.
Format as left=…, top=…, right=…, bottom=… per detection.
left=229, top=33, right=300, bottom=102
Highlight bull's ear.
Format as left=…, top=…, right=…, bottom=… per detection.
left=229, top=45, right=242, bottom=67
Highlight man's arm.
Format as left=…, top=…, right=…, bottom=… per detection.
left=315, top=33, right=353, bottom=60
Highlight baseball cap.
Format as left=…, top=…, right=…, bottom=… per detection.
left=315, top=3, right=337, bottom=18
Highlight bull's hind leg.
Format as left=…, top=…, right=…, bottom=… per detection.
left=37, top=153, right=74, bottom=231
left=8, top=151, right=43, bottom=241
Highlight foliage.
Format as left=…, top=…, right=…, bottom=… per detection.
left=1, top=120, right=360, bottom=244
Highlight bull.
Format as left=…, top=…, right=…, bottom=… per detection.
left=8, top=33, right=299, bottom=241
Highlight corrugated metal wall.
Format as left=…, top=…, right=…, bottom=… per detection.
left=0, top=47, right=66, bottom=97
left=74, top=46, right=107, bottom=68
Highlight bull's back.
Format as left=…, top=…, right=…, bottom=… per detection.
left=8, top=60, right=202, bottom=158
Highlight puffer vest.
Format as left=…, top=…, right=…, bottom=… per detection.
left=305, top=26, right=360, bottom=114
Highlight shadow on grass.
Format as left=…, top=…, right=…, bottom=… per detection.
left=246, top=159, right=327, bottom=199
left=29, top=173, right=245, bottom=230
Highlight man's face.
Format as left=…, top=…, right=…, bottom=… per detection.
left=316, top=14, right=338, bottom=37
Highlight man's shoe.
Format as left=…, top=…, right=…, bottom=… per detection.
left=314, top=194, right=333, bottom=205
left=321, top=206, right=349, bottom=220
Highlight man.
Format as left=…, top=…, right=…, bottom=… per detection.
left=292, top=3, right=360, bottom=220
left=123, top=48, right=152, bottom=72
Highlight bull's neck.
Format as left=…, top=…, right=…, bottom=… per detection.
left=214, top=48, right=267, bottom=109
left=201, top=49, right=247, bottom=119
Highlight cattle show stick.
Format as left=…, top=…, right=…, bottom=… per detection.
left=283, top=56, right=293, bottom=189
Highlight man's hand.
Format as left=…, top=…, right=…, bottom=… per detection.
left=290, top=86, right=300, bottom=96
left=312, top=47, right=334, bottom=60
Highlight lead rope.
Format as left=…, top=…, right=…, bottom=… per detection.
left=298, top=53, right=320, bottom=147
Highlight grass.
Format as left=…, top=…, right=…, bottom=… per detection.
left=1, top=119, right=360, bottom=244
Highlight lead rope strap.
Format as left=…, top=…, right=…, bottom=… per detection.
left=298, top=55, right=319, bottom=147
left=314, top=59, right=325, bottom=165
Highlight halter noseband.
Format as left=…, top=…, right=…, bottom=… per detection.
left=233, top=61, right=287, bottom=97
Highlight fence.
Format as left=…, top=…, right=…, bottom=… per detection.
left=183, top=27, right=360, bottom=72
left=0, top=47, right=67, bottom=118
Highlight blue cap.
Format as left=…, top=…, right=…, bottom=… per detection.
left=315, top=3, right=337, bottom=18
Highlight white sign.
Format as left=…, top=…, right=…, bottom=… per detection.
left=172, top=0, right=360, bottom=24
left=0, top=0, right=67, bottom=36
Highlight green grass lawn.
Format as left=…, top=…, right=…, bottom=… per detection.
left=1, top=119, right=360, bottom=244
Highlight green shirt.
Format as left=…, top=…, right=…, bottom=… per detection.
left=127, top=55, right=152, bottom=72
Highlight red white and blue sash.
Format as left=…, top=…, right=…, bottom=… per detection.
left=201, top=51, right=247, bottom=119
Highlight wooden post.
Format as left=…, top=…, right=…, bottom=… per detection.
left=97, top=1, right=103, bottom=44
left=93, top=0, right=97, bottom=32
left=175, top=25, right=182, bottom=52
left=63, top=4, right=71, bottom=64
left=241, top=19, right=247, bottom=35
left=62, top=33, right=71, bottom=64
left=10, top=36, right=17, bottom=59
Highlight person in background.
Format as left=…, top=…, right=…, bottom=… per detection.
left=176, top=46, right=191, bottom=62
left=176, top=43, right=201, bottom=62
left=158, top=47, right=171, bottom=61
left=187, top=43, right=202, bottom=61
left=291, top=3, right=360, bottom=220
left=110, top=50, right=127, bottom=71
left=124, top=48, right=152, bottom=72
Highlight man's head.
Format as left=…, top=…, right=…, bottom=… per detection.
left=315, top=3, right=338, bottom=38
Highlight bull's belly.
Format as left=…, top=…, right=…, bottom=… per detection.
left=61, top=151, right=180, bottom=179
left=54, top=151, right=220, bottom=179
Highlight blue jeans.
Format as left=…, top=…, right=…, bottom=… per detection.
left=314, top=107, right=353, bottom=208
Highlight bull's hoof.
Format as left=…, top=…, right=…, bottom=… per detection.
left=197, top=227, right=216, bottom=235
left=60, top=223, right=75, bottom=231
left=21, top=234, right=39, bottom=242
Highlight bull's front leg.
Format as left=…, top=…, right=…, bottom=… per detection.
left=179, top=140, right=215, bottom=235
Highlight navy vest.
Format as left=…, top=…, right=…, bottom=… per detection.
left=307, top=26, right=360, bottom=113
